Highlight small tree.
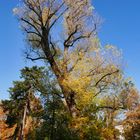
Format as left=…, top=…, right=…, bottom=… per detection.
left=2, top=66, right=44, bottom=139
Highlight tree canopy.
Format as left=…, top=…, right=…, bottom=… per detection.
left=0, top=0, right=140, bottom=140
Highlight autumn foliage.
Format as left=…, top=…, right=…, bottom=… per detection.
left=1, top=0, right=140, bottom=139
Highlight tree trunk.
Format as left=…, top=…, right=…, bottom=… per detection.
left=60, top=85, right=78, bottom=117
left=50, top=95, right=55, bottom=140
left=41, top=28, right=78, bottom=117
left=19, top=103, right=27, bottom=140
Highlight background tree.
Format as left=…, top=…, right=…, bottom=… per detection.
left=0, top=102, right=16, bottom=139
left=2, top=66, right=44, bottom=140
left=123, top=88, right=140, bottom=140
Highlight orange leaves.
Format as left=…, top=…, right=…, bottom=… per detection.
left=0, top=106, right=15, bottom=140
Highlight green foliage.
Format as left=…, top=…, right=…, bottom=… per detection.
left=2, top=66, right=45, bottom=139
left=2, top=0, right=140, bottom=139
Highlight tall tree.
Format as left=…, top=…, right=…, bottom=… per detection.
left=13, top=0, right=121, bottom=117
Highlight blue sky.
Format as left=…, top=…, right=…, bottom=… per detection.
left=0, top=0, right=140, bottom=99
left=94, top=0, right=140, bottom=89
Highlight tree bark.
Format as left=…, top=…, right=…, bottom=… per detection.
left=41, top=28, right=78, bottom=117
left=60, top=84, right=78, bottom=117
left=19, top=103, right=27, bottom=140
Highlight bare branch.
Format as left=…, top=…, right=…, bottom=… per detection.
left=66, top=24, right=97, bottom=47
left=48, top=1, right=65, bottom=20
left=28, top=39, right=40, bottom=43
left=50, top=41, right=57, bottom=57
left=24, top=0, right=41, bottom=19
left=93, top=85, right=108, bottom=98
left=96, top=106, right=125, bottom=111
left=68, top=58, right=80, bottom=72
left=64, top=25, right=78, bottom=47
left=87, top=61, right=106, bottom=77
left=26, top=31, right=41, bottom=38
left=21, top=18, right=42, bottom=37
left=49, top=7, right=68, bottom=30
left=29, top=16, right=41, bottom=27
left=26, top=55, right=46, bottom=61
left=94, top=70, right=120, bottom=87
left=68, top=47, right=89, bottom=72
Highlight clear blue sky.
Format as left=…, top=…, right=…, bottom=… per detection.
left=0, top=0, right=140, bottom=99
